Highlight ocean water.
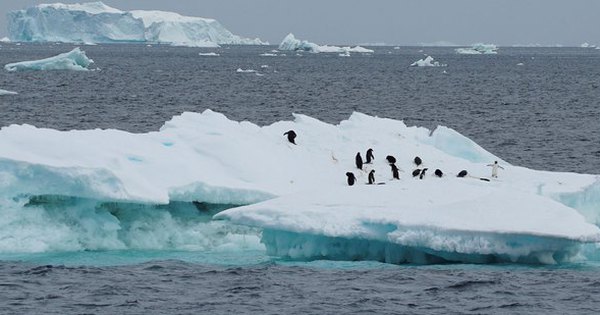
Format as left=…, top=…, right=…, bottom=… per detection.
left=1, top=43, right=600, bottom=314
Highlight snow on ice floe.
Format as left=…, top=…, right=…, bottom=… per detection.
left=455, top=43, right=498, bottom=54
left=0, top=89, right=18, bottom=95
left=410, top=55, right=446, bottom=67
left=8, top=2, right=265, bottom=47
left=278, top=33, right=374, bottom=54
left=1, top=110, right=600, bottom=262
left=4, top=47, right=94, bottom=71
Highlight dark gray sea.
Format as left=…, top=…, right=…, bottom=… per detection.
left=1, top=43, right=600, bottom=314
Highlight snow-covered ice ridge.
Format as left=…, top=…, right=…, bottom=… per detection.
left=4, top=47, right=94, bottom=71
left=7, top=2, right=265, bottom=47
left=278, top=33, right=374, bottom=54
left=1, top=110, right=599, bottom=263
left=456, top=43, right=498, bottom=54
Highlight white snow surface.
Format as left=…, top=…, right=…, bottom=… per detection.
left=4, top=47, right=94, bottom=71
left=1, top=110, right=599, bottom=262
left=456, top=43, right=498, bottom=54
left=278, top=33, right=374, bottom=54
left=410, top=55, right=446, bottom=67
left=8, top=2, right=265, bottom=47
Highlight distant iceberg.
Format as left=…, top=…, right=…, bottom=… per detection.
left=4, top=47, right=94, bottom=71
left=0, top=37, right=10, bottom=43
left=581, top=42, right=597, bottom=49
left=0, top=89, right=18, bottom=95
left=8, top=2, right=265, bottom=47
left=278, top=33, right=374, bottom=54
left=410, top=55, right=446, bottom=67
left=455, top=43, right=498, bottom=54
left=1, top=110, right=599, bottom=263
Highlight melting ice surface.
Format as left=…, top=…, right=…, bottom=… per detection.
left=7, top=2, right=264, bottom=47
left=455, top=43, right=498, bottom=54
left=4, top=47, right=94, bottom=71
left=278, top=33, right=374, bottom=54
left=0, top=110, right=599, bottom=265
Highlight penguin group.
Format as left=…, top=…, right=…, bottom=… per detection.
left=281, top=130, right=503, bottom=187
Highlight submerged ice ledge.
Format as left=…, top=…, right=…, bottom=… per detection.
left=0, top=109, right=599, bottom=262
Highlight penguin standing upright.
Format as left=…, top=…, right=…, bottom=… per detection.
left=368, top=170, right=375, bottom=184
left=390, top=164, right=400, bottom=180
left=365, top=148, right=374, bottom=164
left=283, top=130, right=297, bottom=144
left=346, top=172, right=357, bottom=186
left=355, top=152, right=363, bottom=170
left=414, top=156, right=422, bottom=167
left=419, top=168, right=428, bottom=179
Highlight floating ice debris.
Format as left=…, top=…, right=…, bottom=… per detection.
left=198, top=52, right=220, bottom=56
left=410, top=55, right=446, bottom=67
left=260, top=53, right=277, bottom=56
left=236, top=68, right=257, bottom=73
left=393, top=46, right=400, bottom=50
left=0, top=37, right=10, bottom=43
left=517, top=62, right=524, bottom=66
left=260, top=65, right=269, bottom=68
left=8, top=2, right=266, bottom=47
left=4, top=47, right=95, bottom=71
left=0, top=89, right=18, bottom=95
left=278, top=33, right=374, bottom=54
left=339, top=52, right=351, bottom=57
left=455, top=43, right=498, bottom=54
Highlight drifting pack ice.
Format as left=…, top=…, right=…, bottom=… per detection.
left=7, top=2, right=265, bottom=47
left=4, top=47, right=94, bottom=71
left=455, top=43, right=498, bottom=54
left=0, top=110, right=599, bottom=264
left=278, top=33, right=374, bottom=54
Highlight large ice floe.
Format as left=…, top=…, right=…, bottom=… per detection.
left=0, top=110, right=599, bottom=264
left=4, top=47, right=94, bottom=71
left=7, top=2, right=265, bottom=47
left=455, top=43, right=498, bottom=54
left=278, top=33, right=374, bottom=54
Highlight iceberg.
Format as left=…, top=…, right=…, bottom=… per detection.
left=0, top=37, right=10, bottom=43
left=4, top=47, right=94, bottom=71
left=455, top=43, right=498, bottom=54
left=278, top=33, right=374, bottom=54
left=410, top=55, right=446, bottom=67
left=0, top=110, right=599, bottom=263
left=8, top=2, right=265, bottom=47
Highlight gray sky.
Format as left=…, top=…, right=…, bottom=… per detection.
left=1, top=0, right=599, bottom=46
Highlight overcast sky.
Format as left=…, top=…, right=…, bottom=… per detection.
left=1, top=0, right=599, bottom=46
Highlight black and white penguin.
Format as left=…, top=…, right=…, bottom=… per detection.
left=412, top=169, right=422, bottom=177
left=365, top=148, right=374, bottom=164
left=434, top=169, right=443, bottom=178
left=414, top=156, right=422, bottom=167
left=368, top=169, right=375, bottom=184
left=386, top=155, right=397, bottom=164
left=355, top=152, right=363, bottom=170
left=283, top=130, right=297, bottom=144
left=419, top=168, right=428, bottom=179
left=390, top=164, right=400, bottom=180
left=346, top=172, right=357, bottom=186
left=457, top=170, right=468, bottom=178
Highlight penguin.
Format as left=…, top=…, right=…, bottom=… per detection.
left=419, top=168, right=428, bottom=179
left=390, top=164, right=400, bottom=180
left=414, top=156, right=422, bottom=167
left=434, top=169, right=443, bottom=178
left=283, top=130, right=297, bottom=144
left=457, top=170, right=468, bottom=178
left=386, top=155, right=397, bottom=164
left=368, top=169, right=375, bottom=185
left=346, top=172, right=357, bottom=186
left=365, top=148, right=374, bottom=164
left=412, top=169, right=422, bottom=177
left=355, top=152, right=363, bottom=170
